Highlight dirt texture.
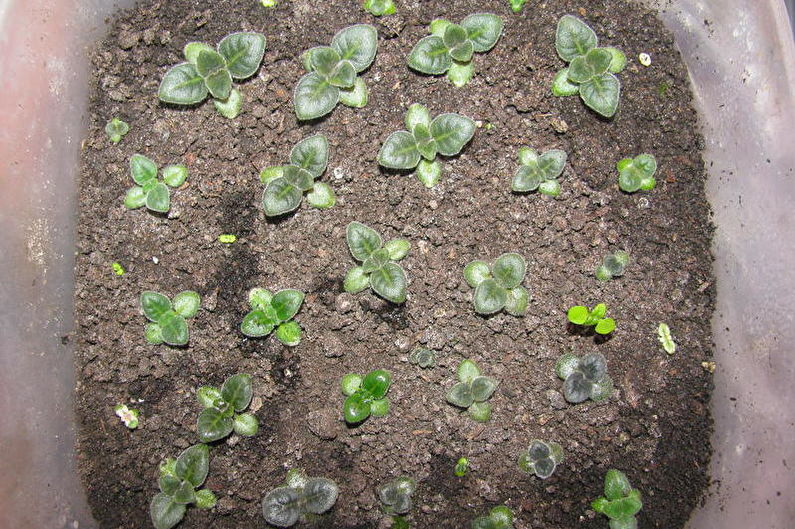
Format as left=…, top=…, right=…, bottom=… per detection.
left=74, top=1, right=715, bottom=528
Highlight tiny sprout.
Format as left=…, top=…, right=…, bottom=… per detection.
left=391, top=517, right=410, bottom=529
left=218, top=234, right=237, bottom=243
left=454, top=457, right=469, bottom=477
left=408, top=14, right=503, bottom=87
left=410, top=348, right=436, bottom=368
left=378, top=103, right=475, bottom=188
left=446, top=359, right=497, bottom=422
left=567, top=303, right=615, bottom=334
left=124, top=154, right=188, bottom=213
left=196, top=373, right=259, bottom=443
left=261, top=135, right=335, bottom=216
left=105, top=117, right=129, bottom=143
left=464, top=253, right=529, bottom=316
left=378, top=476, right=417, bottom=515
left=341, top=369, right=392, bottom=424
left=140, top=290, right=200, bottom=346
left=260, top=0, right=277, bottom=6
left=114, top=404, right=139, bottom=429
left=555, top=352, right=614, bottom=404
left=241, top=287, right=305, bottom=346
left=617, top=154, right=657, bottom=192
left=596, top=251, right=629, bottom=281
left=517, top=440, right=564, bottom=479
left=111, top=262, right=125, bottom=276
left=658, top=323, right=676, bottom=354
left=364, top=0, right=395, bottom=16
left=344, top=222, right=409, bottom=304
left=592, top=470, right=643, bottom=529
left=472, top=505, right=514, bottom=529
left=262, top=469, right=339, bottom=527
left=150, top=444, right=215, bottom=529
left=508, top=0, right=528, bottom=12
left=512, top=147, right=567, bottom=197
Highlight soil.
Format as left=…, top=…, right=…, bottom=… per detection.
left=74, top=0, right=715, bottom=528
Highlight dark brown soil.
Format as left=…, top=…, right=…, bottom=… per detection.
left=74, top=1, right=715, bottom=528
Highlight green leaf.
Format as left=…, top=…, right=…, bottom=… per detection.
left=248, top=288, right=273, bottom=310
left=379, top=130, right=420, bottom=170
left=555, top=14, right=598, bottom=62
left=407, top=36, right=452, bottom=75
left=221, top=373, right=253, bottom=411
left=447, top=60, right=474, bottom=87
left=567, top=306, right=589, bottom=325
left=150, top=493, right=187, bottom=529
left=605, top=47, right=627, bottom=73
left=534, top=457, right=557, bottom=479
left=362, top=369, right=391, bottom=398
left=158, top=63, right=208, bottom=105
left=539, top=179, right=561, bottom=197
left=262, top=177, right=303, bottom=216
left=233, top=412, right=259, bottom=436
left=124, top=186, right=147, bottom=209
left=260, top=166, right=284, bottom=185
left=362, top=248, right=391, bottom=273
left=339, top=77, right=368, bottom=107
left=197, top=386, right=221, bottom=408
left=442, top=24, right=468, bottom=49
left=310, top=46, right=342, bottom=77
left=364, top=0, right=395, bottom=16
left=213, top=87, right=243, bottom=119
left=473, top=279, right=507, bottom=314
left=552, top=68, right=580, bottom=96
left=618, top=154, right=657, bottom=192
left=384, top=238, right=410, bottom=260
left=172, top=480, right=196, bottom=504
left=468, top=401, right=491, bottom=422
left=464, top=260, right=491, bottom=287
left=294, top=72, right=340, bottom=120
left=490, top=505, right=513, bottom=525
left=141, top=291, right=172, bottom=322
left=505, top=286, right=529, bottom=316
left=563, top=371, right=593, bottom=403
left=658, top=322, right=676, bottom=354
left=159, top=310, right=189, bottom=345
left=275, top=321, right=302, bottom=346
left=590, top=375, right=614, bottom=401
left=446, top=381, right=474, bottom=408
left=262, top=487, right=302, bottom=527
left=369, top=262, right=407, bottom=303
left=283, top=165, right=315, bottom=192
left=492, top=252, right=526, bottom=289
left=344, top=266, right=370, bottom=293
left=303, top=478, right=339, bottom=514
left=370, top=398, right=390, bottom=417
left=328, top=60, right=356, bottom=88
left=568, top=47, right=613, bottom=83
left=217, top=32, right=266, bottom=79
left=592, top=303, right=607, bottom=319
left=430, top=19, right=451, bottom=38
left=449, top=41, right=474, bottom=63
left=145, top=323, right=164, bottom=344
left=457, top=359, right=481, bottom=383
left=416, top=159, right=442, bottom=188
left=175, top=444, right=209, bottom=487
left=461, top=13, right=504, bottom=52
left=555, top=352, right=580, bottom=379
left=307, top=182, right=336, bottom=209
left=430, top=113, right=475, bottom=156
left=130, top=154, right=157, bottom=185
left=509, top=0, right=528, bottom=13
left=290, top=135, right=329, bottom=177
left=241, top=309, right=276, bottom=337
left=602, top=492, right=643, bottom=519
left=204, top=68, right=233, bottom=100
left=413, top=123, right=437, bottom=161
left=194, top=489, right=217, bottom=510
left=197, top=407, right=234, bottom=442
left=145, top=182, right=171, bottom=213
left=344, top=393, right=371, bottom=423
left=183, top=42, right=213, bottom=65
left=331, top=24, right=378, bottom=73
left=346, top=221, right=383, bottom=261
left=579, top=72, right=621, bottom=117
left=341, top=373, right=363, bottom=396
left=470, top=376, right=497, bottom=402
left=609, top=518, right=639, bottom=529
left=161, top=165, right=188, bottom=188
left=603, top=254, right=626, bottom=276
left=172, top=291, right=200, bottom=319
left=595, top=318, right=616, bottom=335
left=195, top=49, right=226, bottom=78
left=512, top=165, right=542, bottom=192
left=271, top=289, right=304, bottom=321
left=405, top=103, right=431, bottom=130
left=158, top=474, right=181, bottom=495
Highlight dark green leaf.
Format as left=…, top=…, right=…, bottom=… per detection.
left=294, top=72, right=340, bottom=120
left=579, top=72, right=620, bottom=117
left=261, top=487, right=302, bottom=527
left=290, top=135, right=329, bottom=177
left=158, top=63, right=208, bottom=105
left=145, top=182, right=171, bottom=213
left=331, top=24, right=378, bottom=73
left=492, top=252, right=526, bottom=289
left=369, top=262, right=407, bottom=303
left=346, top=221, right=383, bottom=261
left=430, top=113, right=475, bottom=156
left=303, top=478, right=339, bottom=514
left=150, top=493, right=187, bottom=529
left=446, top=381, right=474, bottom=408
left=555, top=14, right=598, bottom=62
left=217, top=32, right=266, bottom=79
left=473, top=279, right=507, bottom=314
left=241, top=309, right=276, bottom=337
left=159, top=310, right=189, bottom=346
left=130, top=154, right=157, bottom=185
left=262, top=177, right=303, bottom=216
left=461, top=13, right=504, bottom=52
left=470, top=376, right=497, bottom=402
left=197, top=407, right=234, bottom=442
left=158, top=474, right=181, bottom=495
left=140, top=291, right=172, bottom=322
left=271, top=289, right=304, bottom=322
left=195, top=49, right=226, bottom=78
left=175, top=444, right=209, bottom=487
left=362, top=369, right=391, bottom=398
left=204, top=68, right=232, bottom=100
left=343, top=393, right=371, bottom=423
left=378, top=130, right=420, bottom=169
left=407, top=35, right=452, bottom=75
left=221, top=373, right=253, bottom=411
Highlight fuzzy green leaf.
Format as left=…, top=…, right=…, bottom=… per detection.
left=552, top=68, right=580, bottom=96
left=172, top=291, right=200, bottom=319
left=471, top=376, right=497, bottom=402
left=282, top=165, right=315, bottom=192
left=184, top=42, right=214, bottom=65
left=262, top=178, right=303, bottom=216
left=413, top=123, right=437, bottom=161
left=158, top=474, right=181, bottom=496
left=341, top=373, right=363, bottom=396
left=492, top=252, right=526, bottom=289
left=555, top=353, right=579, bottom=380
left=407, top=35, right=452, bottom=75
left=449, top=41, right=474, bottom=63
left=262, top=487, right=302, bottom=527
left=307, top=182, right=336, bottom=209
left=290, top=135, right=329, bottom=177
left=233, top=413, right=259, bottom=436
left=605, top=47, right=627, bottom=73
left=150, top=493, right=187, bottom=529
left=241, top=309, right=276, bottom=337
left=344, top=266, right=370, bottom=293
left=568, top=47, right=613, bottom=83
left=328, top=60, right=356, bottom=88
left=579, top=72, right=620, bottom=117
left=195, top=49, right=226, bottom=78
left=145, top=182, right=171, bottom=213
left=162, top=165, right=188, bottom=188
left=446, top=381, right=474, bottom=408
left=141, top=291, right=172, bottom=322
left=369, top=262, right=407, bottom=303
left=430, top=113, right=475, bottom=156
left=555, top=15, right=598, bottom=62
left=159, top=310, right=189, bottom=345
left=130, top=154, right=157, bottom=185
left=346, top=221, right=383, bottom=261
left=124, top=186, right=147, bottom=209
left=303, top=478, right=340, bottom=514
left=416, top=159, right=442, bottom=188
left=505, top=286, right=529, bottom=316
left=194, top=489, right=217, bottom=510
left=384, top=238, right=410, bottom=260
left=362, top=248, right=391, bottom=273
left=197, top=407, right=234, bottom=442
left=275, top=321, right=302, bottom=346
left=310, top=47, right=341, bottom=77
left=461, top=13, right=503, bottom=52
left=473, top=279, right=507, bottom=315
left=217, top=32, right=266, bottom=79
left=447, top=60, right=474, bottom=87
left=145, top=323, right=164, bottom=344
left=294, top=72, right=340, bottom=120
left=221, top=374, right=253, bottom=411
left=468, top=401, right=491, bottom=422
left=158, top=63, right=208, bottom=105
left=175, top=444, right=209, bottom=487
left=464, top=260, right=491, bottom=287
left=172, top=480, right=196, bottom=505
left=442, top=24, right=468, bottom=49
left=405, top=103, right=431, bottom=130
left=331, top=24, right=378, bottom=73
left=457, top=359, right=481, bottom=383
left=378, top=130, right=421, bottom=170
left=339, top=77, right=368, bottom=107
left=204, top=68, right=232, bottom=100
left=271, top=289, right=304, bottom=322
left=213, top=87, right=243, bottom=119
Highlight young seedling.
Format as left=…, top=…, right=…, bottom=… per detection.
left=617, top=154, right=657, bottom=192
left=592, top=469, right=643, bottom=529
left=454, top=457, right=470, bottom=477
left=196, top=374, right=259, bottom=443
left=378, top=103, right=476, bottom=188
left=150, top=444, right=216, bottom=529
left=240, top=287, right=304, bottom=346
left=105, top=117, right=129, bottom=143
left=295, top=24, right=377, bottom=120
left=340, top=369, right=392, bottom=424
left=508, top=0, right=528, bottom=12
left=596, top=251, right=629, bottom=281
left=555, top=352, right=614, bottom=404
left=262, top=469, right=339, bottom=527
left=261, top=135, right=335, bottom=216
left=409, top=348, right=436, bottom=368
left=140, top=290, right=200, bottom=346
left=567, top=303, right=615, bottom=334
left=377, top=476, right=417, bottom=515
left=111, top=262, right=125, bottom=276
left=344, top=222, right=409, bottom=304
left=123, top=154, right=188, bottom=213
left=464, top=253, right=529, bottom=316
left=158, top=32, right=266, bottom=119
left=511, top=147, right=567, bottom=197
left=114, top=404, right=140, bottom=429
left=364, top=0, right=395, bottom=16
left=446, top=359, right=497, bottom=422
left=408, top=14, right=503, bottom=87
left=472, top=505, right=514, bottom=529
left=517, top=440, right=564, bottom=479
left=657, top=323, right=676, bottom=354
left=551, top=15, right=627, bottom=117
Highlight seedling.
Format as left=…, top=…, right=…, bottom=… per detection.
left=344, top=222, right=409, bottom=304
left=260, top=0, right=277, bottom=6
left=454, top=457, right=469, bottom=477
left=508, top=0, right=528, bottom=12
left=391, top=517, right=410, bottom=529
left=260, top=135, right=335, bottom=216
left=378, top=103, right=476, bottom=188
left=340, top=369, right=392, bottom=424
left=196, top=374, right=259, bottom=443
left=377, top=476, right=417, bottom=515
left=262, top=469, right=339, bottom=527
left=464, top=253, right=529, bottom=316
left=472, top=505, right=514, bottom=529
left=111, top=262, right=125, bottom=276
left=364, top=0, right=395, bottom=16
left=446, top=359, right=497, bottom=422
left=596, top=251, right=629, bottom=281
left=295, top=24, right=377, bottom=120
left=555, top=352, right=614, bottom=404
left=517, top=440, right=564, bottom=479
left=150, top=444, right=216, bottom=529
left=511, top=147, right=567, bottom=197
left=410, top=348, right=436, bottom=368
left=567, top=303, right=615, bottom=334
left=158, top=32, right=266, bottom=119
left=240, top=287, right=304, bottom=346
left=114, top=404, right=139, bottom=429
left=658, top=323, right=676, bottom=354
left=407, top=14, right=503, bottom=87
left=617, top=154, right=657, bottom=192
left=140, top=290, right=200, bottom=346
left=551, top=15, right=626, bottom=118
left=592, top=469, right=643, bottom=529
left=105, top=117, right=129, bottom=143
left=123, top=154, right=188, bottom=213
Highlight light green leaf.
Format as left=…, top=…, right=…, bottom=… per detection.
left=130, top=154, right=157, bottom=185
left=283, top=165, right=315, bottom=191
left=241, top=309, right=276, bottom=337
left=217, top=32, right=266, bottom=79
left=416, top=159, right=442, bottom=188
left=271, top=289, right=304, bottom=322
left=158, top=63, right=208, bottom=105
left=172, top=480, right=196, bottom=504
left=449, top=41, right=474, bottom=63
left=505, top=286, right=529, bottom=316
left=145, top=182, right=171, bottom=213
left=328, top=60, right=356, bottom=88
left=461, top=13, right=504, bottom=52
left=346, top=221, right=383, bottom=261
left=512, top=165, right=542, bottom=192
left=221, top=374, right=253, bottom=411
left=331, top=24, right=378, bottom=73
left=446, top=381, right=474, bottom=408
left=197, top=407, right=234, bottom=442
left=175, top=444, right=209, bottom=487
left=262, top=487, right=302, bottom=527
left=145, top=323, right=164, bottom=344
left=442, top=24, right=468, bottom=49
left=579, top=72, right=621, bottom=118
left=364, top=0, right=395, bottom=16
left=290, top=135, right=329, bottom=177
left=567, top=306, right=589, bottom=325
left=172, top=291, right=200, bottom=319
left=310, top=47, right=340, bottom=77
left=294, top=72, right=340, bottom=120
left=195, top=49, right=227, bottom=77
left=473, top=279, right=507, bottom=314
left=262, top=177, right=303, bottom=216
left=339, top=77, right=368, bottom=107
left=344, top=266, right=370, bottom=293
left=150, top=493, right=187, bottom=529
left=658, top=322, right=676, bottom=354
left=378, top=130, right=420, bottom=170
left=213, top=88, right=243, bottom=119
left=492, top=252, right=526, bottom=289
left=539, top=179, right=561, bottom=197
left=430, top=113, right=475, bottom=156
left=457, top=359, right=481, bottom=383
left=369, top=262, right=407, bottom=303
left=595, top=318, right=616, bottom=335
left=568, top=47, right=613, bottom=83
left=555, top=352, right=580, bottom=380
left=604, top=469, right=633, bottom=500
left=124, top=186, right=147, bottom=209
left=197, top=386, right=221, bottom=408
left=248, top=288, right=273, bottom=309
left=303, top=478, right=339, bottom=514
left=259, top=166, right=284, bottom=185
left=307, top=182, right=336, bottom=209
left=447, top=60, right=474, bottom=87
left=194, top=489, right=217, bottom=510
left=370, top=398, right=390, bottom=418
left=464, top=261, right=491, bottom=288
left=162, top=165, right=188, bottom=188
left=468, top=401, right=491, bottom=422
left=405, top=103, right=431, bottom=130
left=159, top=310, right=189, bottom=345
left=552, top=68, right=580, bottom=96
left=429, top=19, right=451, bottom=38
left=413, top=123, right=437, bottom=161
left=204, top=68, right=232, bottom=100
left=275, top=321, right=302, bottom=346
left=555, top=14, right=598, bottom=62
left=407, top=36, right=452, bottom=75
left=141, top=291, right=172, bottom=322
left=605, top=47, right=627, bottom=73
left=471, top=376, right=497, bottom=402
left=183, top=42, right=214, bottom=65
left=384, top=238, right=410, bottom=260
left=233, top=413, right=259, bottom=436
left=340, top=373, right=363, bottom=396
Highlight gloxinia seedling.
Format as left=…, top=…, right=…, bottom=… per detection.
left=114, top=404, right=140, bottom=429
left=657, top=322, right=676, bottom=354
left=295, top=24, right=378, bottom=120
left=517, top=439, right=564, bottom=479
left=196, top=374, right=259, bottom=443
left=260, top=135, right=335, bottom=216
left=472, top=505, right=514, bottom=529
left=596, top=251, right=629, bottom=281
left=454, top=457, right=469, bottom=477
left=508, top=0, right=528, bottom=13
left=592, top=469, right=643, bottom=529
left=105, top=117, right=129, bottom=143
left=344, top=222, right=409, bottom=304
left=377, top=477, right=417, bottom=515
left=123, top=154, right=188, bottom=213
left=551, top=15, right=627, bottom=117
left=240, top=287, right=305, bottom=346
left=410, top=348, right=436, bottom=369
left=262, top=469, right=339, bottom=527
left=150, top=444, right=216, bottom=529
left=464, top=253, right=529, bottom=316
left=512, top=147, right=567, bottom=197
left=340, top=369, right=392, bottom=424
left=364, top=0, right=395, bottom=16
left=555, top=352, right=614, bottom=404
left=378, top=103, right=476, bottom=188
left=617, top=154, right=657, bottom=192
left=408, top=13, right=503, bottom=87
left=140, top=290, right=201, bottom=346
left=446, top=359, right=497, bottom=422
left=159, top=32, right=266, bottom=119
left=567, top=303, right=616, bottom=334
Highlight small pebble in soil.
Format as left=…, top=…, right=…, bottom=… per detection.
left=639, top=52, right=652, bottom=66
left=306, top=408, right=339, bottom=440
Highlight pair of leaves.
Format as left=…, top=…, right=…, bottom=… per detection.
left=150, top=444, right=215, bottom=529
left=105, top=117, right=129, bottom=143
left=196, top=374, right=259, bottom=443
left=141, top=290, right=200, bottom=346
left=472, top=505, right=514, bottom=529
left=556, top=352, right=614, bottom=403
left=596, top=250, right=630, bottom=281
left=341, top=369, right=392, bottom=424
left=344, top=222, right=409, bottom=304
left=517, top=439, right=564, bottom=479
left=464, top=253, right=529, bottom=316
left=567, top=302, right=616, bottom=334
left=295, top=24, right=377, bottom=120
left=617, top=154, right=657, bottom=192
left=124, top=154, right=188, bottom=213
left=446, top=359, right=497, bottom=422
left=364, top=0, right=395, bottom=16
left=657, top=322, right=676, bottom=354
left=262, top=470, right=339, bottom=527
left=592, top=470, right=643, bottom=523
left=261, top=135, right=335, bottom=216
left=377, top=477, right=416, bottom=515
left=512, top=147, right=567, bottom=196
left=241, top=287, right=305, bottom=346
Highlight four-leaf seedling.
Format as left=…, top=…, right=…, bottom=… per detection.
left=555, top=352, right=614, bottom=404
left=464, top=253, right=529, bottom=316
left=518, top=439, right=564, bottom=479
left=512, top=147, right=567, bottom=197
left=596, top=251, right=630, bottom=281
left=617, top=154, right=657, bottom=192
left=240, top=287, right=305, bottom=346
left=262, top=469, right=339, bottom=527
left=344, top=222, right=410, bottom=304
left=150, top=444, right=216, bottom=529
left=140, top=290, right=200, bottom=346
left=472, top=505, right=514, bottom=529
left=364, top=0, right=395, bottom=16
left=592, top=470, right=643, bottom=529
left=567, top=303, right=616, bottom=334
left=105, top=117, right=129, bottom=143
left=341, top=369, right=392, bottom=424
left=196, top=374, right=259, bottom=443
left=410, top=347, right=436, bottom=369
left=377, top=476, right=417, bottom=515
left=446, top=359, right=497, bottom=422
left=124, top=154, right=188, bottom=213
